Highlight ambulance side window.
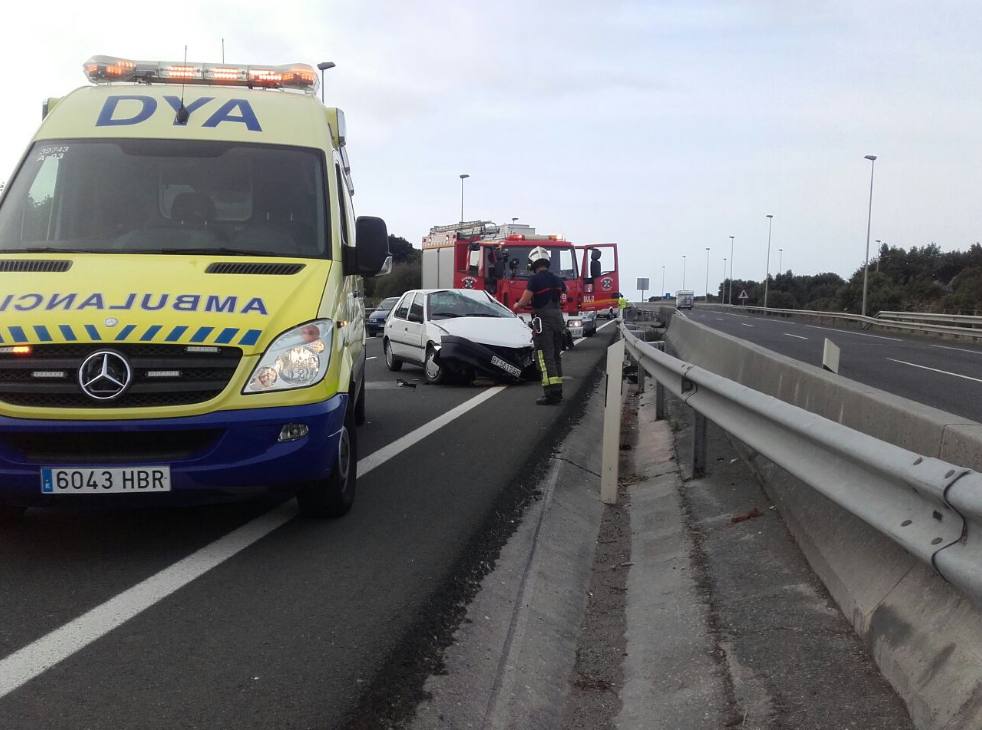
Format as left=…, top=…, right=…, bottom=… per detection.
left=334, top=163, right=355, bottom=255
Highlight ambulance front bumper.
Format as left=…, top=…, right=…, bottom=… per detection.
left=0, top=395, right=347, bottom=507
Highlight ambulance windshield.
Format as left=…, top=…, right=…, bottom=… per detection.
left=0, top=139, right=328, bottom=258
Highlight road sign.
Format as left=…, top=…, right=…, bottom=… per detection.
left=636, top=277, right=649, bottom=290
left=738, top=289, right=749, bottom=302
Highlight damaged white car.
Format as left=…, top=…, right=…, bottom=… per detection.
left=383, top=289, right=536, bottom=384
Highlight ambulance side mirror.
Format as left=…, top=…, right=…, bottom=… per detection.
left=352, top=216, right=391, bottom=277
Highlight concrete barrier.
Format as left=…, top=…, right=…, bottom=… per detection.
left=666, top=315, right=982, bottom=729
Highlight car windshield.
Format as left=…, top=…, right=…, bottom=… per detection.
left=0, top=139, right=328, bottom=258
left=377, top=297, right=400, bottom=311
left=427, top=290, right=512, bottom=319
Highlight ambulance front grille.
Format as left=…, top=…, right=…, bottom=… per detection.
left=0, top=344, right=241, bottom=408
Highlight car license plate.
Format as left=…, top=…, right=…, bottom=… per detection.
left=41, top=466, right=172, bottom=494
left=491, top=355, right=522, bottom=378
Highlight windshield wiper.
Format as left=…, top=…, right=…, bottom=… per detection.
left=3, top=246, right=104, bottom=254
left=431, top=312, right=462, bottom=319
left=148, top=248, right=270, bottom=257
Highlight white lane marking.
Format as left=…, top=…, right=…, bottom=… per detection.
left=0, top=384, right=508, bottom=699
left=783, top=333, right=808, bottom=340
left=805, top=324, right=902, bottom=342
left=571, top=317, right=618, bottom=347
left=741, top=323, right=754, bottom=328
left=886, top=358, right=982, bottom=384
left=358, top=386, right=506, bottom=475
left=931, top=344, right=982, bottom=356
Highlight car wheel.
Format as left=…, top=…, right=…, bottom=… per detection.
left=384, top=338, right=402, bottom=371
left=424, top=346, right=445, bottom=385
left=354, top=379, right=366, bottom=426
left=297, top=404, right=357, bottom=518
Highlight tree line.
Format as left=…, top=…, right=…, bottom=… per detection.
left=715, top=242, right=982, bottom=314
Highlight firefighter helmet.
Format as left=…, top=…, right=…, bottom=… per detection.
left=528, top=246, right=551, bottom=269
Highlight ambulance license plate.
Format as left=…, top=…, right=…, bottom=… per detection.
left=41, top=466, right=171, bottom=494
left=491, top=356, right=522, bottom=378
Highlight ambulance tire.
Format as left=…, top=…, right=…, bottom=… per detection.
left=354, top=379, right=366, bottom=426
left=296, top=405, right=357, bottom=518
left=0, top=505, right=25, bottom=524
left=383, top=339, right=403, bottom=371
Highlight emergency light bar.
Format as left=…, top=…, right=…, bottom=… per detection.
left=83, top=55, right=319, bottom=93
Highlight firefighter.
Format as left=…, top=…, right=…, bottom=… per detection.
left=617, top=293, right=629, bottom=319
left=513, top=246, right=566, bottom=405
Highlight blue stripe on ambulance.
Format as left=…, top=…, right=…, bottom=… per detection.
left=9, top=326, right=27, bottom=343
left=59, top=324, right=77, bottom=341
left=115, top=324, right=137, bottom=341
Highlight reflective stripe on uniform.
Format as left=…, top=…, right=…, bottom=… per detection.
left=537, top=350, right=549, bottom=385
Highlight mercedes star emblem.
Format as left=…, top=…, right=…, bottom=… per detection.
left=78, top=351, right=132, bottom=400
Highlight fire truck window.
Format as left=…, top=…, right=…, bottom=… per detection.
left=552, top=247, right=578, bottom=278
left=590, top=247, right=616, bottom=276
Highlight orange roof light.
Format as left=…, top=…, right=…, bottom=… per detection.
left=83, top=55, right=319, bottom=93
left=0, top=345, right=32, bottom=355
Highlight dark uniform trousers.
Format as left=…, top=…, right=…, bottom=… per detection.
left=533, top=305, right=565, bottom=398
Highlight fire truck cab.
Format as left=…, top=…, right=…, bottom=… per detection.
left=422, top=222, right=582, bottom=315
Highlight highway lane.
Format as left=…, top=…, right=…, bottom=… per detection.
left=684, top=309, right=982, bottom=422
left=0, top=326, right=615, bottom=729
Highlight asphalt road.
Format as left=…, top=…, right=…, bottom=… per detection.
left=0, top=322, right=616, bottom=729
left=684, top=309, right=982, bottom=422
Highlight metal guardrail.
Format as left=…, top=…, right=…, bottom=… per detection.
left=664, top=302, right=982, bottom=340
left=878, top=311, right=982, bottom=328
left=603, top=324, right=982, bottom=606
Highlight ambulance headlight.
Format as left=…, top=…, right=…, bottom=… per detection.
left=244, top=320, right=333, bottom=393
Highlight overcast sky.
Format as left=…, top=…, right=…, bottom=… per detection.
left=3, top=0, right=981, bottom=298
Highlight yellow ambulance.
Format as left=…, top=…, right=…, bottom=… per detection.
left=0, top=55, right=391, bottom=518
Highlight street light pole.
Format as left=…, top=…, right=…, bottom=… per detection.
left=778, top=247, right=783, bottom=273
left=763, top=214, right=774, bottom=308
left=705, top=247, right=711, bottom=302
left=459, top=173, right=470, bottom=223
left=875, top=239, right=882, bottom=273
left=862, top=154, right=877, bottom=317
left=722, top=257, right=727, bottom=301
left=728, top=235, right=735, bottom=304
left=661, top=265, right=666, bottom=299
left=682, top=255, right=687, bottom=289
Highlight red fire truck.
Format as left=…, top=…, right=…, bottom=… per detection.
left=422, top=222, right=586, bottom=315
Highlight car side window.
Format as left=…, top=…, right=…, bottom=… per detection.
left=408, top=293, right=425, bottom=323
left=392, top=294, right=411, bottom=320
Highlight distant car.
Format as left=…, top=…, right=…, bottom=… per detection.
left=383, top=289, right=535, bottom=384
left=567, top=310, right=598, bottom=338
left=366, top=296, right=400, bottom=336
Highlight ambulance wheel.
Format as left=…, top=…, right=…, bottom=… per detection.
left=297, top=407, right=357, bottom=518
left=383, top=339, right=402, bottom=371
left=424, top=346, right=445, bottom=385
left=0, top=505, right=25, bottom=524
left=354, top=379, right=366, bottom=426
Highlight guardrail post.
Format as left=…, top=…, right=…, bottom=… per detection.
left=691, top=410, right=707, bottom=478
left=636, top=357, right=646, bottom=392
left=601, top=339, right=625, bottom=505
left=655, top=381, right=666, bottom=421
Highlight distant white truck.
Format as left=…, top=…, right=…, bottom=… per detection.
left=676, top=290, right=694, bottom=309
